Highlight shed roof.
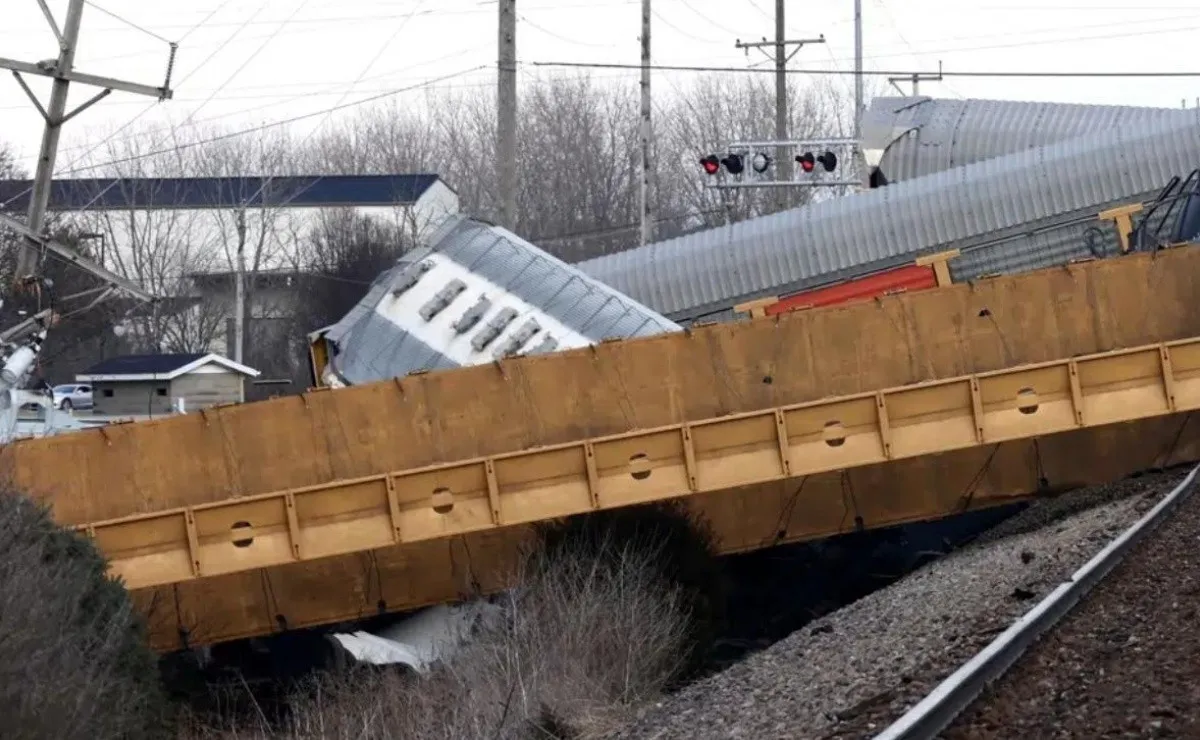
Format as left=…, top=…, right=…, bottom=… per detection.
left=0, top=174, right=446, bottom=212
left=576, top=105, right=1200, bottom=321
left=78, top=353, right=260, bottom=382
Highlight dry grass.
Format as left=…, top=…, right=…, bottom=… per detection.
left=0, top=488, right=168, bottom=740
left=181, top=503, right=723, bottom=739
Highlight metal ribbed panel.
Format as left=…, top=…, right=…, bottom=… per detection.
left=578, top=109, right=1200, bottom=322
left=320, top=215, right=680, bottom=385
left=865, top=96, right=1188, bottom=183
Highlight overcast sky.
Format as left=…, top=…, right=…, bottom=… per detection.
left=3, top=0, right=1200, bottom=176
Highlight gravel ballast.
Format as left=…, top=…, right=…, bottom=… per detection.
left=606, top=469, right=1190, bottom=740
left=945, top=466, right=1200, bottom=739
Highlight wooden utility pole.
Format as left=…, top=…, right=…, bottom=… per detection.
left=497, top=0, right=517, bottom=230
left=0, top=0, right=173, bottom=284
left=639, top=0, right=653, bottom=245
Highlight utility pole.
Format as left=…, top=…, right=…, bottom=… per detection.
left=639, top=0, right=653, bottom=245
left=497, top=0, right=517, bottom=231
left=736, top=20, right=824, bottom=210
left=854, top=0, right=864, bottom=187
left=234, top=210, right=246, bottom=364
left=0, top=0, right=174, bottom=285
left=774, top=0, right=789, bottom=203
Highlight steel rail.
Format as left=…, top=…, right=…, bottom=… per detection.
left=873, top=462, right=1200, bottom=740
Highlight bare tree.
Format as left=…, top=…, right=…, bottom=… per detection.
left=69, top=128, right=226, bottom=353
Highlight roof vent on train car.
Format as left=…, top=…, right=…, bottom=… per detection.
left=418, top=279, right=467, bottom=321
left=526, top=334, right=559, bottom=355
left=391, top=260, right=434, bottom=297
left=471, top=307, right=518, bottom=351
left=452, top=295, right=492, bottom=334
left=493, top=318, right=541, bottom=359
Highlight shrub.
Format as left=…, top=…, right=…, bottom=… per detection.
left=185, top=502, right=725, bottom=739
left=0, top=488, right=167, bottom=740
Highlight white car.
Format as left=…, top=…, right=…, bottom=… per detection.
left=52, top=383, right=93, bottom=411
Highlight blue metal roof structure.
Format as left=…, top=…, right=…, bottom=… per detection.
left=81, top=354, right=206, bottom=376
left=0, top=174, right=443, bottom=211
left=577, top=106, right=1200, bottom=322
left=864, top=96, right=1189, bottom=184
left=320, top=214, right=680, bottom=386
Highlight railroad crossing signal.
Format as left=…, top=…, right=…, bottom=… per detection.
left=796, top=151, right=837, bottom=173
left=700, top=151, right=771, bottom=176
left=701, top=138, right=860, bottom=189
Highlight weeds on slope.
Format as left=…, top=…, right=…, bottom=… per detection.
left=182, top=503, right=726, bottom=739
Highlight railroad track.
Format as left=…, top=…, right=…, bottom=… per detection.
left=873, top=463, right=1200, bottom=740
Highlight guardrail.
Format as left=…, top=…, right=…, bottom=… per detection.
left=873, top=462, right=1200, bottom=740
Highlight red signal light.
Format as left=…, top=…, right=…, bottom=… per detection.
left=795, top=150, right=837, bottom=173
left=700, top=155, right=720, bottom=175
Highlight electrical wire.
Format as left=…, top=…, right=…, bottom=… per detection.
left=529, top=60, right=1200, bottom=78
left=232, top=0, right=434, bottom=230
left=82, top=0, right=174, bottom=44
left=58, top=66, right=488, bottom=174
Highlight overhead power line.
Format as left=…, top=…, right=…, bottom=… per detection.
left=65, top=65, right=489, bottom=173
left=529, top=60, right=1200, bottom=78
